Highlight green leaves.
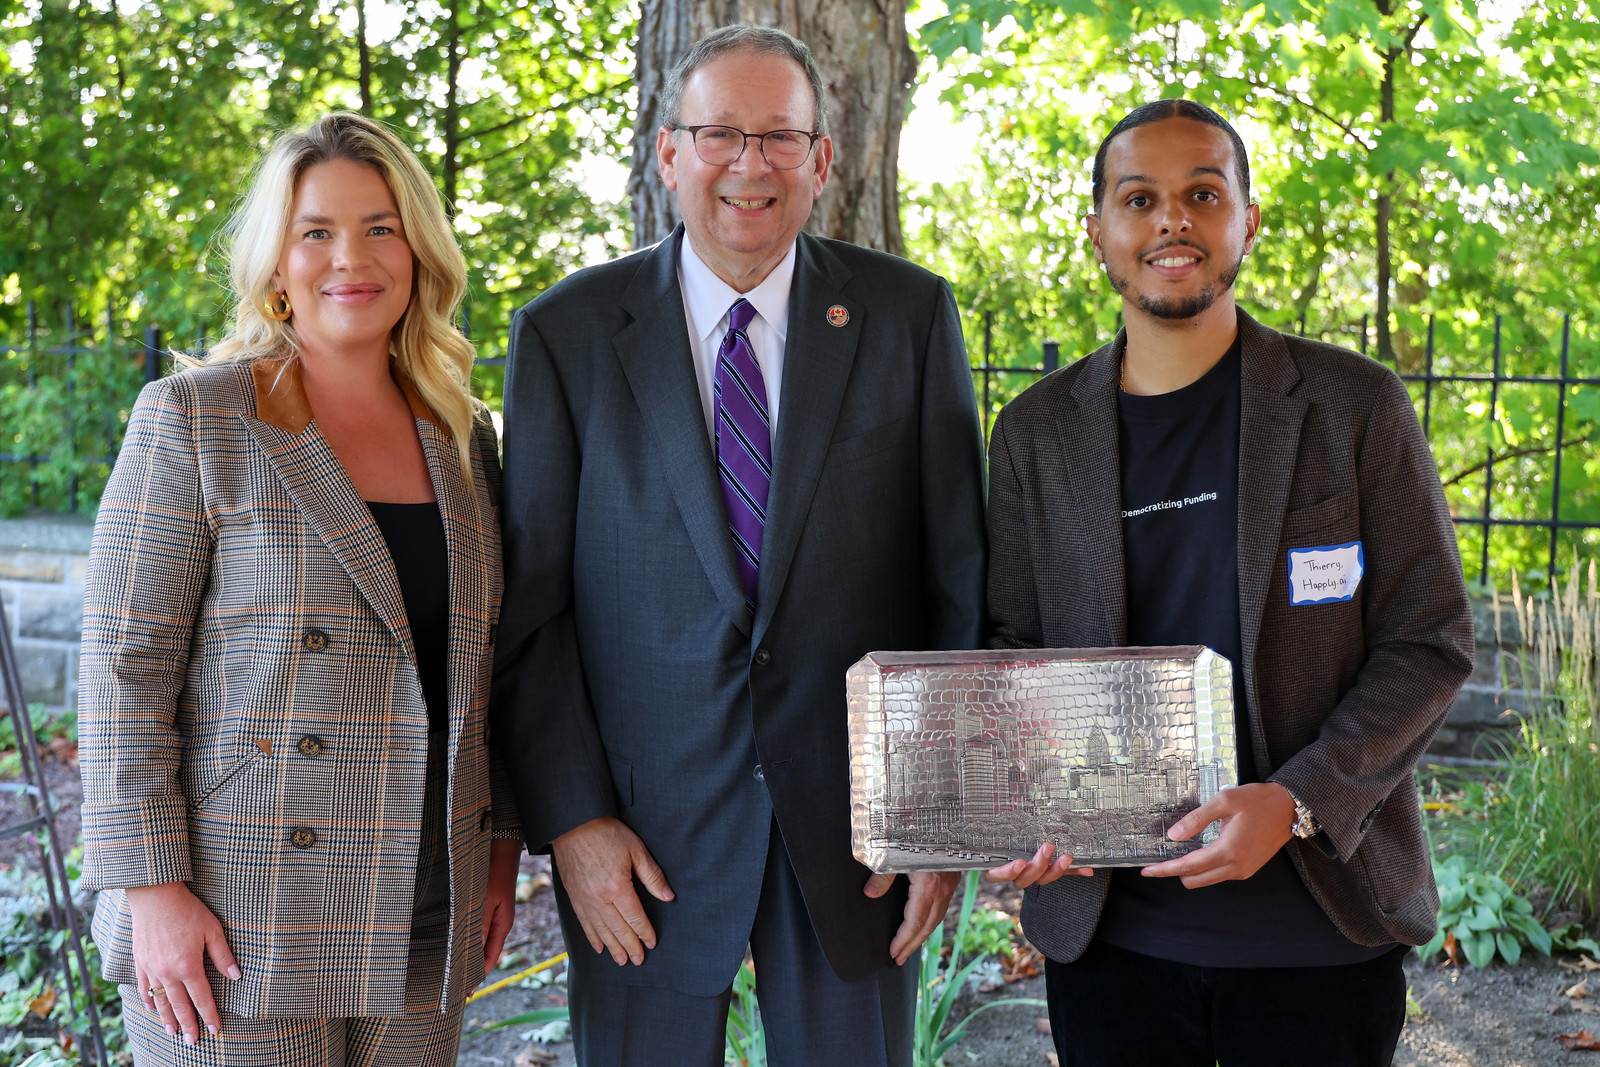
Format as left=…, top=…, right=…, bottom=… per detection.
left=1419, top=854, right=1564, bottom=967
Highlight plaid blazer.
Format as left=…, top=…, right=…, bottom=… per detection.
left=79, top=358, right=513, bottom=1017
left=987, top=310, right=1474, bottom=963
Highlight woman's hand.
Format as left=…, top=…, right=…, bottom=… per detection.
left=481, top=839, right=523, bottom=977
left=125, top=882, right=241, bottom=1045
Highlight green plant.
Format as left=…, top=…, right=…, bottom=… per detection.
left=724, top=962, right=765, bottom=1067
left=912, top=872, right=1045, bottom=1067
left=1419, top=855, right=1553, bottom=966
left=1474, top=572, right=1600, bottom=921
left=952, top=906, right=1019, bottom=963
left=0, top=865, right=126, bottom=1066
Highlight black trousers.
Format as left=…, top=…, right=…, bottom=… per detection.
left=1046, top=940, right=1408, bottom=1067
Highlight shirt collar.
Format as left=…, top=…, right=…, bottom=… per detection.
left=679, top=235, right=796, bottom=343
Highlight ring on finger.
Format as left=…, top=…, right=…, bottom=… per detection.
left=148, top=986, right=166, bottom=998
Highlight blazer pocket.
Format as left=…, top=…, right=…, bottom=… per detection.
left=189, top=749, right=268, bottom=811
left=828, top=417, right=906, bottom=465
left=1282, top=486, right=1358, bottom=543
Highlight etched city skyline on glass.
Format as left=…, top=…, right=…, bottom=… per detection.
left=848, top=646, right=1237, bottom=872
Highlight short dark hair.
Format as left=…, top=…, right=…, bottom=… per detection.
left=659, top=25, right=830, bottom=137
left=1091, top=100, right=1250, bottom=212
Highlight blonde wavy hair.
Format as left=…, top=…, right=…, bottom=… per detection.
left=198, top=111, right=477, bottom=475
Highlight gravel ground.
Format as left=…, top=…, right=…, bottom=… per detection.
left=7, top=754, right=1600, bottom=1066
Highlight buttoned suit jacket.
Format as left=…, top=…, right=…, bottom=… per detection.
left=986, top=310, right=1474, bottom=963
left=491, top=227, right=987, bottom=994
left=80, top=359, right=513, bottom=1017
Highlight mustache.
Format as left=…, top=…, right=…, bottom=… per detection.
left=1141, top=241, right=1206, bottom=259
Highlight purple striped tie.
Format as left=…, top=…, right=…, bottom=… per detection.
left=715, top=298, right=771, bottom=613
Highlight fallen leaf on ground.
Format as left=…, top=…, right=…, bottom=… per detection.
left=1443, top=931, right=1461, bottom=966
left=1574, top=1002, right=1600, bottom=1016
left=977, top=978, right=1003, bottom=993
left=513, top=1047, right=559, bottom=1066
left=1044, top=1053, right=1060, bottom=1066
left=1034, top=1017, right=1052, bottom=1036
left=1561, top=956, right=1600, bottom=974
left=1571, top=980, right=1594, bottom=999
left=1556, top=1029, right=1600, bottom=1051
left=46, top=737, right=77, bottom=765
left=514, top=872, right=553, bottom=903
left=1003, top=945, right=1045, bottom=983
left=29, top=986, right=57, bottom=1017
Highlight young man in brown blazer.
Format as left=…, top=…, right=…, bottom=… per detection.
left=983, top=101, right=1474, bottom=1065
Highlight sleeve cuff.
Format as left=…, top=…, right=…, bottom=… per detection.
left=79, top=796, right=193, bottom=892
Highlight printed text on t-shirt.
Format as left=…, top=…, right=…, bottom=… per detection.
left=1122, top=491, right=1220, bottom=520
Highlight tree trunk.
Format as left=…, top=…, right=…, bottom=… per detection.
left=1375, top=40, right=1396, bottom=365
left=629, top=0, right=695, bottom=246
left=627, top=0, right=915, bottom=254
left=355, top=0, right=372, bottom=113
left=441, top=5, right=462, bottom=217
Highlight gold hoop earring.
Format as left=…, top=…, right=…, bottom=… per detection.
left=262, top=291, right=292, bottom=322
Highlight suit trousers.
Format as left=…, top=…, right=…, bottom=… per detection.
left=122, top=733, right=463, bottom=1067
left=569, top=818, right=920, bottom=1067
left=1044, top=940, right=1408, bottom=1067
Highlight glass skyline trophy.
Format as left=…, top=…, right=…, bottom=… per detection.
left=847, top=646, right=1237, bottom=873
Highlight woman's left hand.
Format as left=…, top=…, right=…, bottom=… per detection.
left=482, top=839, right=523, bottom=977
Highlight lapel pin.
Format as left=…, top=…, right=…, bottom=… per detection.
left=826, top=305, right=849, bottom=327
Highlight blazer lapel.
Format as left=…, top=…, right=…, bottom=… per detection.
left=751, top=233, right=862, bottom=644
left=242, top=359, right=415, bottom=656
left=1236, top=311, right=1308, bottom=765
left=611, top=228, right=751, bottom=635
left=1058, top=337, right=1128, bottom=644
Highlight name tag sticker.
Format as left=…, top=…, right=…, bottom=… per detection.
left=1288, top=541, right=1364, bottom=605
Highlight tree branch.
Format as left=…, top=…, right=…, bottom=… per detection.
left=1442, top=438, right=1593, bottom=488
left=1244, top=75, right=1377, bottom=152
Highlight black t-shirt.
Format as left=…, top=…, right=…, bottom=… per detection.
left=1091, top=340, right=1387, bottom=968
left=367, top=501, right=450, bottom=734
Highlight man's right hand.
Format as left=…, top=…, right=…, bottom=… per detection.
left=551, top=815, right=674, bottom=966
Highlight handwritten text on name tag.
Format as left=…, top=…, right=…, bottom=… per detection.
left=1288, top=542, right=1364, bottom=605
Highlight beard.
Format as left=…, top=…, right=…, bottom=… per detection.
left=1105, top=249, right=1244, bottom=320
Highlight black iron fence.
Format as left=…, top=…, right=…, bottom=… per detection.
left=4, top=302, right=1596, bottom=588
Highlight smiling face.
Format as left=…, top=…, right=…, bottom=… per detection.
left=272, top=157, right=414, bottom=356
left=1085, top=117, right=1259, bottom=324
left=657, top=48, right=833, bottom=291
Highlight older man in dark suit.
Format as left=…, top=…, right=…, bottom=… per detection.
left=984, top=100, right=1474, bottom=1066
left=491, top=24, right=986, bottom=1067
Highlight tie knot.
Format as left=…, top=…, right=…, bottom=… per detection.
left=727, top=298, right=756, bottom=334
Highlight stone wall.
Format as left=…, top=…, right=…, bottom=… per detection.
left=1431, top=595, right=1524, bottom=760
left=0, top=516, right=1530, bottom=755
left=1, top=517, right=92, bottom=715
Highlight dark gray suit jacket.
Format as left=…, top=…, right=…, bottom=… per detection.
left=492, top=227, right=986, bottom=993
left=987, top=310, right=1474, bottom=963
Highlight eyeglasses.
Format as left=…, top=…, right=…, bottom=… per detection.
left=671, top=124, right=821, bottom=170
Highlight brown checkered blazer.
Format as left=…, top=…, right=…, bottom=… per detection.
left=79, top=358, right=514, bottom=1017
left=987, top=310, right=1474, bottom=963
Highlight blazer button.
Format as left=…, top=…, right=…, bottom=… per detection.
left=479, top=810, right=492, bottom=832
left=296, top=734, right=324, bottom=757
left=290, top=827, right=317, bottom=849
left=302, top=628, right=330, bottom=653
left=754, top=648, right=772, bottom=666
left=753, top=764, right=765, bottom=781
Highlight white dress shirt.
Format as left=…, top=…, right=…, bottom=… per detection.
left=676, top=236, right=795, bottom=444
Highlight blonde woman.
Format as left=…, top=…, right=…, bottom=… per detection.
left=79, top=112, right=521, bottom=1065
